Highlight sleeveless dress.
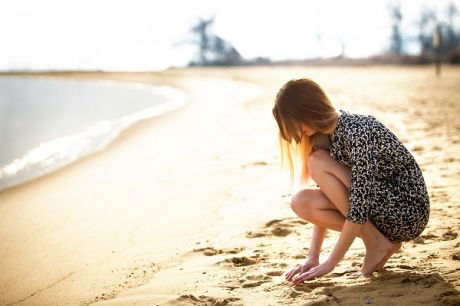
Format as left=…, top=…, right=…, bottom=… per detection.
left=327, top=109, right=430, bottom=242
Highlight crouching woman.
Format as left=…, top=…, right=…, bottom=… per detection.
left=272, top=78, right=430, bottom=284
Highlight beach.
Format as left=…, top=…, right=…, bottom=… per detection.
left=0, top=66, right=459, bottom=305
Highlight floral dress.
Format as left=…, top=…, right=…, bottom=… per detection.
left=328, top=109, right=430, bottom=242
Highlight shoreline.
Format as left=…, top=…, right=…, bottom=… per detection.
left=0, top=76, right=189, bottom=192
left=1, top=66, right=459, bottom=305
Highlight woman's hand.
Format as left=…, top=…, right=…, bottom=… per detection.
left=291, top=259, right=336, bottom=284
left=288, top=221, right=361, bottom=284
left=285, top=256, right=319, bottom=283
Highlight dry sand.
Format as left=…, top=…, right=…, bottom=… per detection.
left=0, top=66, right=459, bottom=305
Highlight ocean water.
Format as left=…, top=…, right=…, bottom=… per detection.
left=0, top=76, right=188, bottom=191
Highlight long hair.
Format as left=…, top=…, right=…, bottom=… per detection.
left=272, top=78, right=338, bottom=188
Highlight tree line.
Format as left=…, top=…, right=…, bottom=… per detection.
left=389, top=1, right=459, bottom=63
left=184, top=2, right=460, bottom=66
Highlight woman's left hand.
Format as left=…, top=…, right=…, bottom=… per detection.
left=291, top=259, right=336, bottom=284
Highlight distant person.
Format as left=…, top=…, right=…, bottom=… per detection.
left=272, top=78, right=430, bottom=283
left=433, top=25, right=442, bottom=77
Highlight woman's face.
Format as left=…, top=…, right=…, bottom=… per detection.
left=299, top=122, right=316, bottom=137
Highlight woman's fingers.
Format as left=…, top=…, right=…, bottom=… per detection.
left=285, top=270, right=295, bottom=280
left=286, top=262, right=310, bottom=281
left=286, top=258, right=321, bottom=282
left=285, top=265, right=301, bottom=281
left=292, top=268, right=319, bottom=284
left=292, top=262, right=333, bottom=284
left=286, top=264, right=309, bottom=281
left=290, top=263, right=313, bottom=282
left=294, top=266, right=322, bottom=284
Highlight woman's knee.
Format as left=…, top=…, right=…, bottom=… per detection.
left=308, top=149, right=330, bottom=180
left=290, top=189, right=316, bottom=218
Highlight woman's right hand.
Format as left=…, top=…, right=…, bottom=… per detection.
left=285, top=256, right=320, bottom=283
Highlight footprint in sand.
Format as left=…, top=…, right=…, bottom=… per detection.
left=246, top=218, right=307, bottom=238
left=292, top=253, right=309, bottom=259
left=397, top=264, right=417, bottom=270
left=265, top=218, right=308, bottom=227
left=338, top=270, right=362, bottom=278
left=266, top=270, right=284, bottom=276
left=283, top=281, right=337, bottom=298
left=413, top=236, right=426, bottom=244
left=246, top=231, right=267, bottom=238
left=266, top=262, right=289, bottom=268
left=282, top=285, right=336, bottom=301
left=271, top=227, right=293, bottom=237
left=286, top=285, right=314, bottom=295
left=283, top=289, right=306, bottom=298
left=193, top=246, right=245, bottom=256
left=241, top=280, right=270, bottom=288
left=442, top=230, right=458, bottom=241
left=239, top=274, right=272, bottom=288
left=428, top=253, right=439, bottom=259
left=223, top=256, right=257, bottom=267
left=174, top=294, right=240, bottom=305
left=300, top=281, right=336, bottom=289
left=246, top=274, right=271, bottom=281
left=219, top=252, right=268, bottom=267
left=421, top=233, right=439, bottom=240
left=451, top=252, right=460, bottom=260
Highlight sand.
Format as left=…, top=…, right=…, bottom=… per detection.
left=0, top=66, right=459, bottom=305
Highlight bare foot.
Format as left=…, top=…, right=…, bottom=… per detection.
left=374, top=242, right=402, bottom=272
left=360, top=240, right=395, bottom=276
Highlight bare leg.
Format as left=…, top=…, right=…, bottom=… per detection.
left=291, top=188, right=362, bottom=236
left=306, top=150, right=400, bottom=275
left=291, top=188, right=397, bottom=274
left=291, top=189, right=386, bottom=268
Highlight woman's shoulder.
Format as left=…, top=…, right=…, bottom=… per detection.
left=340, top=109, right=375, bottom=124
left=337, top=109, right=376, bottom=135
left=339, top=109, right=401, bottom=142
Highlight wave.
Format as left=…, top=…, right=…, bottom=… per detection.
left=0, top=80, right=188, bottom=192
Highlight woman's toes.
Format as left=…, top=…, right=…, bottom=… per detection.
left=375, top=242, right=402, bottom=271
left=361, top=244, right=392, bottom=275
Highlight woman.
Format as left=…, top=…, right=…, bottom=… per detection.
left=272, top=78, right=430, bottom=284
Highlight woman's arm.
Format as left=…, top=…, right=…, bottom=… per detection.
left=286, top=224, right=327, bottom=282
left=327, top=220, right=362, bottom=265
left=292, top=220, right=362, bottom=284
left=308, top=224, right=327, bottom=258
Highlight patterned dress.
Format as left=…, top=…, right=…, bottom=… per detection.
left=328, top=109, right=430, bottom=242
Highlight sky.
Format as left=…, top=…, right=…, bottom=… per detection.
left=0, top=0, right=459, bottom=71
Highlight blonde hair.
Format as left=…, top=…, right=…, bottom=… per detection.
left=272, top=78, right=339, bottom=188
